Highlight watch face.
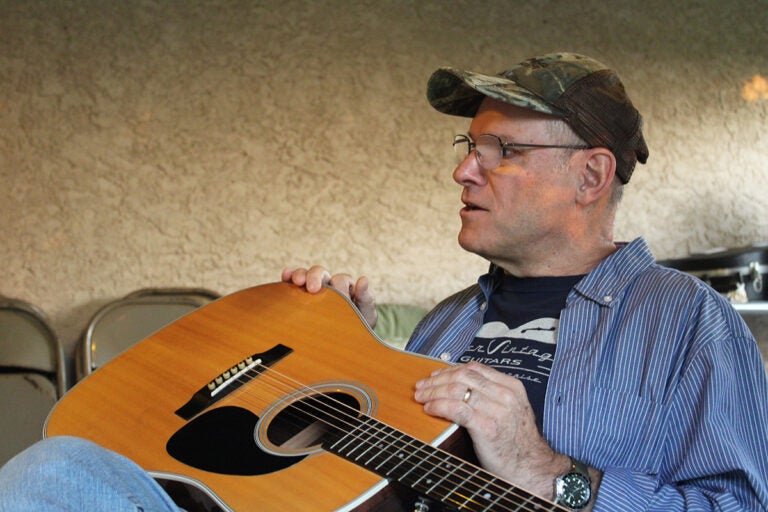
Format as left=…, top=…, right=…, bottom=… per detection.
left=556, top=472, right=591, bottom=508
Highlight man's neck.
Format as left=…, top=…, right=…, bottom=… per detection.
left=492, top=241, right=618, bottom=278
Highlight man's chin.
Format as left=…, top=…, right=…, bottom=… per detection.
left=458, top=234, right=487, bottom=258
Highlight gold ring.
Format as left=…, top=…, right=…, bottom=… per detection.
left=462, top=388, right=472, bottom=403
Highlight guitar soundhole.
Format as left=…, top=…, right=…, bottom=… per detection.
left=256, top=381, right=376, bottom=457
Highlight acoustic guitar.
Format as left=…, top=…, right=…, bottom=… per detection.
left=45, top=282, right=564, bottom=511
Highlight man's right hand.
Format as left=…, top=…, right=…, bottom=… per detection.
left=281, top=266, right=378, bottom=328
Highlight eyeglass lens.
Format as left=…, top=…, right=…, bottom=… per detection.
left=453, top=134, right=501, bottom=170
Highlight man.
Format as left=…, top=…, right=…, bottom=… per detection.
left=283, top=53, right=768, bottom=511
left=1, top=52, right=767, bottom=512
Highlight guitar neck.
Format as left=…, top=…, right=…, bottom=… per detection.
left=324, top=416, right=564, bottom=511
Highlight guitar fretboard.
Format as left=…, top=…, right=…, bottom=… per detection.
left=324, top=416, right=561, bottom=512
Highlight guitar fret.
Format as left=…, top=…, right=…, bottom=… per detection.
left=408, top=445, right=448, bottom=488
left=473, top=476, right=509, bottom=511
left=506, top=493, right=536, bottom=511
left=475, top=483, right=551, bottom=512
left=470, top=473, right=517, bottom=511
left=455, top=468, right=483, bottom=508
left=354, top=421, right=406, bottom=468
left=352, top=428, right=383, bottom=462
left=392, top=443, right=430, bottom=482
left=426, top=458, right=460, bottom=498
left=407, top=448, right=465, bottom=498
left=384, top=436, right=424, bottom=477
left=329, top=417, right=374, bottom=458
left=373, top=430, right=410, bottom=472
left=329, top=420, right=412, bottom=476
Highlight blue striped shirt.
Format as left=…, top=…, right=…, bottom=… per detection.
left=406, top=238, right=768, bottom=511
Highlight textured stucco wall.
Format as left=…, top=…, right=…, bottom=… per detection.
left=1, top=0, right=767, bottom=373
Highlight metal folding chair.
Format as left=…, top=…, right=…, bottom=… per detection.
left=76, top=288, right=220, bottom=381
left=0, top=298, right=66, bottom=465
left=123, top=287, right=220, bottom=303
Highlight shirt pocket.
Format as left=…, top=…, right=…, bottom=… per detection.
left=583, top=388, right=665, bottom=473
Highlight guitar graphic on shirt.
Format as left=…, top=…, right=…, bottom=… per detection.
left=475, top=318, right=559, bottom=344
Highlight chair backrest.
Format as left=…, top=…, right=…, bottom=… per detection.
left=77, top=289, right=220, bottom=380
left=123, top=287, right=220, bottom=303
left=0, top=298, right=66, bottom=465
left=0, top=374, right=60, bottom=465
left=0, top=298, right=66, bottom=396
left=373, top=303, right=429, bottom=349
left=733, top=303, right=768, bottom=374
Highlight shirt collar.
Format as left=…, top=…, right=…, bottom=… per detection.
left=570, top=237, right=656, bottom=306
left=475, top=237, right=656, bottom=307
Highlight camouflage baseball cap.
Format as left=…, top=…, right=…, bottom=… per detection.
left=427, top=52, right=648, bottom=183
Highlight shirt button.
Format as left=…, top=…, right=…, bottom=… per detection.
left=603, top=295, right=613, bottom=303
left=439, top=352, right=451, bottom=361
left=479, top=301, right=487, bottom=311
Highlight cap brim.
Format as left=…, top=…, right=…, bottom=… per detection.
left=427, top=68, right=565, bottom=118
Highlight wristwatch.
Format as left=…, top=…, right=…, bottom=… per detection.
left=554, top=457, right=592, bottom=510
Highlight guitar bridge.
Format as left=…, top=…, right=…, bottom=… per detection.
left=175, top=344, right=293, bottom=420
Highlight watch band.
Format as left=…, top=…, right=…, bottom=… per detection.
left=569, top=457, right=590, bottom=479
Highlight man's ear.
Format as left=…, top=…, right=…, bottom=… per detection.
left=576, top=148, right=616, bottom=206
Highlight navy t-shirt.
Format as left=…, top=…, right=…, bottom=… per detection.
left=459, top=273, right=583, bottom=429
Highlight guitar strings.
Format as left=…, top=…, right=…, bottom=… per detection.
left=211, top=358, right=560, bottom=512
left=240, top=362, right=558, bottom=512
left=222, top=365, right=518, bottom=511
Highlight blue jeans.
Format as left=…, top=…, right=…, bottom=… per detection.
left=0, top=436, right=180, bottom=511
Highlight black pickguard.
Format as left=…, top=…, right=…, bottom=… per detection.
left=166, top=406, right=306, bottom=475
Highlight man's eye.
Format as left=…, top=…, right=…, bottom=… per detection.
left=502, top=146, right=523, bottom=157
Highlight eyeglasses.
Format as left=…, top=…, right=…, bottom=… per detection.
left=453, top=133, right=592, bottom=170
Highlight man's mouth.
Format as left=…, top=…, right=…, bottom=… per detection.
left=462, top=201, right=486, bottom=212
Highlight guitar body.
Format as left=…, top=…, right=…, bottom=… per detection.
left=45, top=283, right=460, bottom=511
